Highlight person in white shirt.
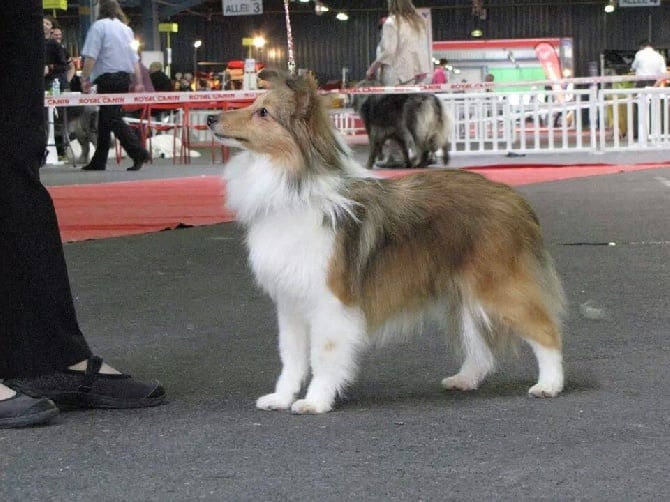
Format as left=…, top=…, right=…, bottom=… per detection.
left=631, top=40, right=666, bottom=87
left=365, top=0, right=431, bottom=86
left=79, top=0, right=151, bottom=171
left=630, top=41, right=667, bottom=139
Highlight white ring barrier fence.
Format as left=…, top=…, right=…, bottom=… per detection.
left=44, top=74, right=670, bottom=164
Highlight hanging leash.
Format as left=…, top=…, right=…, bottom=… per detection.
left=283, top=0, right=296, bottom=75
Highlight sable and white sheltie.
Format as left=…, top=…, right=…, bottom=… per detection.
left=208, top=70, right=566, bottom=414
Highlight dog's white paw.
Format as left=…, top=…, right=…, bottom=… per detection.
left=290, top=399, right=332, bottom=415
left=528, top=382, right=563, bottom=398
left=441, top=374, right=480, bottom=391
left=256, top=392, right=294, bottom=411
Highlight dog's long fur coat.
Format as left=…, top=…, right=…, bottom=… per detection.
left=209, top=71, right=565, bottom=414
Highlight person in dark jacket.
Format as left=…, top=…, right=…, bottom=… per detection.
left=149, top=62, right=174, bottom=92
left=43, top=15, right=67, bottom=91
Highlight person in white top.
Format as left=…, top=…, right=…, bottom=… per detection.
left=630, top=41, right=667, bottom=139
left=631, top=40, right=666, bottom=87
left=365, top=0, right=431, bottom=86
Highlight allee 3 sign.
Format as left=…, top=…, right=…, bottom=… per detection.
left=222, top=0, right=263, bottom=16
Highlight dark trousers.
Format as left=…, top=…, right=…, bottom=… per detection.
left=89, top=72, right=146, bottom=167
left=0, top=0, right=91, bottom=377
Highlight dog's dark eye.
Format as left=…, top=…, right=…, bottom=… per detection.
left=257, top=107, right=270, bottom=118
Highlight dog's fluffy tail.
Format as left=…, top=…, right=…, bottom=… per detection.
left=409, top=95, right=453, bottom=167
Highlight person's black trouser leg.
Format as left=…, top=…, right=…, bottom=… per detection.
left=0, top=0, right=91, bottom=378
left=89, top=72, right=147, bottom=168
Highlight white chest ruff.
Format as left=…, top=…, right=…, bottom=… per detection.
left=246, top=209, right=336, bottom=304
left=224, top=151, right=358, bottom=307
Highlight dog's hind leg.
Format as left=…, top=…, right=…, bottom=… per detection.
left=503, top=308, right=563, bottom=397
left=257, top=303, right=310, bottom=411
left=441, top=303, right=495, bottom=391
left=441, top=142, right=450, bottom=165
left=505, top=298, right=563, bottom=397
left=290, top=302, right=366, bottom=414
left=400, top=129, right=421, bottom=168
left=481, top=266, right=564, bottom=397
left=366, top=135, right=384, bottom=169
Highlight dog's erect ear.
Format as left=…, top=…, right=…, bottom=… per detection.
left=285, top=74, right=318, bottom=118
left=257, top=69, right=317, bottom=118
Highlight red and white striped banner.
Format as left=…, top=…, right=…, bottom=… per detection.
left=44, top=73, right=670, bottom=108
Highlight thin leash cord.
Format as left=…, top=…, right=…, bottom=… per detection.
left=284, top=0, right=296, bottom=75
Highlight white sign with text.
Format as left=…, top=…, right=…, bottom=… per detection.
left=222, top=0, right=262, bottom=16
left=619, top=0, right=660, bottom=7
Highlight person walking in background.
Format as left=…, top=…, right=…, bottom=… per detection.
left=79, top=0, right=151, bottom=171
left=365, top=0, right=431, bottom=167
left=365, top=0, right=431, bottom=86
left=0, top=0, right=166, bottom=429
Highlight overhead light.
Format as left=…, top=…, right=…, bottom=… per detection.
left=336, top=12, right=348, bottom=21
left=193, top=40, right=202, bottom=49
left=299, top=0, right=309, bottom=3
left=604, top=0, right=615, bottom=13
left=315, top=1, right=328, bottom=14
left=253, top=35, right=265, bottom=49
left=471, top=28, right=483, bottom=37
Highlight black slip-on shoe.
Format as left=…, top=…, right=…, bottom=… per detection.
left=0, top=393, right=59, bottom=429
left=6, top=356, right=166, bottom=410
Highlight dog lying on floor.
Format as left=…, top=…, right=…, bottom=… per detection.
left=208, top=70, right=566, bottom=414
left=352, top=79, right=452, bottom=169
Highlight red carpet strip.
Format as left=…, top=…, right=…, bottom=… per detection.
left=49, top=163, right=666, bottom=243
left=49, top=177, right=233, bottom=243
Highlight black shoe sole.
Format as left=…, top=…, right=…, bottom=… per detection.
left=0, top=395, right=60, bottom=429
left=0, top=407, right=59, bottom=428
left=48, top=390, right=166, bottom=410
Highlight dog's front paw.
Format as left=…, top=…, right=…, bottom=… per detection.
left=528, top=382, right=563, bottom=398
left=290, top=399, right=332, bottom=415
left=441, top=374, right=480, bottom=391
left=256, top=392, right=295, bottom=411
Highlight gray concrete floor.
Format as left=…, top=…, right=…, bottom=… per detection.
left=2, top=146, right=669, bottom=501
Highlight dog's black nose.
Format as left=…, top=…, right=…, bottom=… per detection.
left=206, top=115, right=218, bottom=128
